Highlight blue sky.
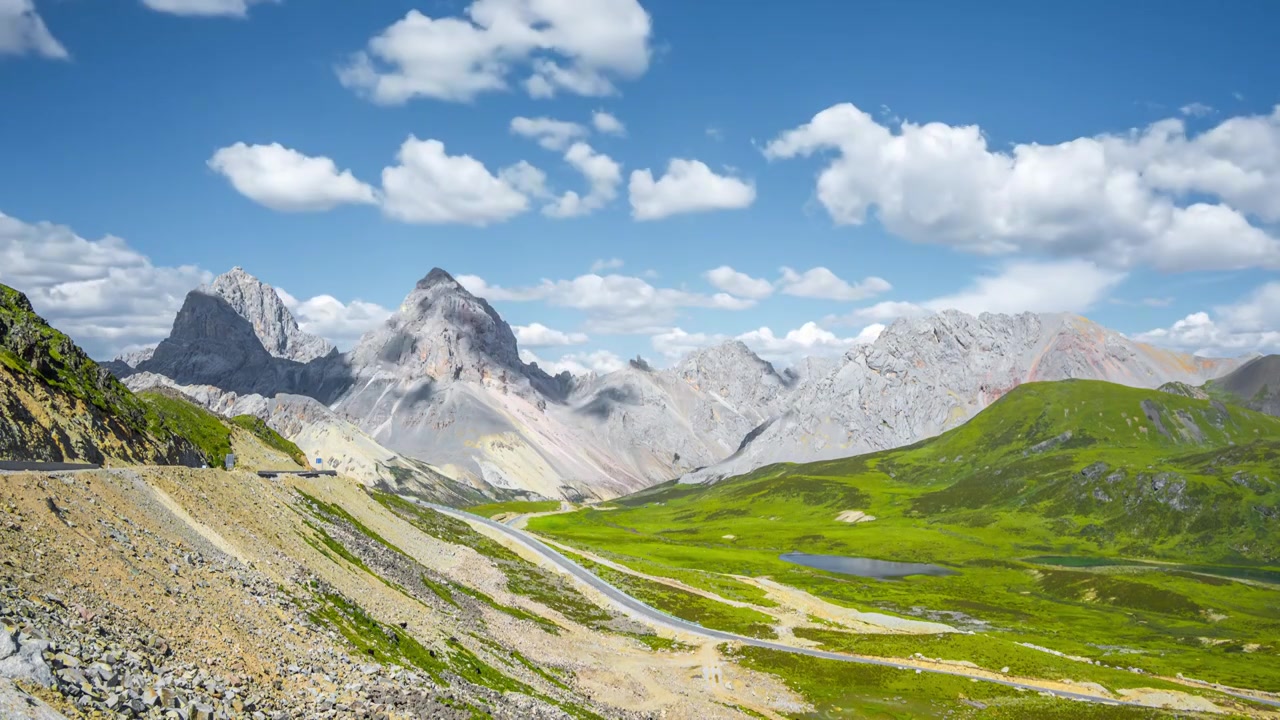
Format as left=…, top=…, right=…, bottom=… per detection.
left=2, top=0, right=1279, bottom=370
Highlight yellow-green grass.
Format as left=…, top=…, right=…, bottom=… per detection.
left=467, top=500, right=561, bottom=518
left=530, top=380, right=1280, bottom=693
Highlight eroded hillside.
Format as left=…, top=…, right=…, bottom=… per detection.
left=0, top=465, right=809, bottom=719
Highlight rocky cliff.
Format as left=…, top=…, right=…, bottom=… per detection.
left=684, top=311, right=1243, bottom=484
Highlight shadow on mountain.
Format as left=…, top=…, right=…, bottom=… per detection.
left=128, top=291, right=356, bottom=404
left=576, top=385, right=640, bottom=420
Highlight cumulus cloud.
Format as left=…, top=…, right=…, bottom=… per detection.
left=543, top=142, right=622, bottom=218
left=592, top=111, right=626, bottom=136
left=652, top=320, right=881, bottom=366
left=141, top=0, right=274, bottom=16
left=381, top=137, right=531, bottom=225
left=458, top=271, right=755, bottom=335
left=704, top=266, right=774, bottom=300
left=510, top=116, right=588, bottom=151
left=828, top=260, right=1123, bottom=326
left=765, top=103, right=1280, bottom=272
left=208, top=142, right=378, bottom=212
left=0, top=211, right=210, bottom=358
left=1179, top=102, right=1214, bottom=118
left=0, top=0, right=67, bottom=59
left=514, top=322, right=588, bottom=347
left=737, top=322, right=871, bottom=365
left=778, top=266, right=891, bottom=301
left=520, top=348, right=624, bottom=376
left=651, top=328, right=728, bottom=361
left=276, top=289, right=390, bottom=350
left=338, top=0, right=651, bottom=104
left=922, top=260, right=1126, bottom=316
left=629, top=159, right=756, bottom=220
left=496, top=160, right=551, bottom=199
left=590, top=258, right=624, bottom=272
left=1136, top=282, right=1280, bottom=357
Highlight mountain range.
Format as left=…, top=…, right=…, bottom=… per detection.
left=108, top=267, right=1246, bottom=500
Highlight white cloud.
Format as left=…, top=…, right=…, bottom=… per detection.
left=520, top=348, right=624, bottom=376
left=736, top=321, right=869, bottom=365
left=704, top=266, right=773, bottom=300
left=629, top=159, right=756, bottom=220
left=1180, top=102, right=1214, bottom=118
left=1110, top=296, right=1174, bottom=308
left=778, top=266, right=891, bottom=301
left=208, top=142, right=377, bottom=212
left=1136, top=282, right=1280, bottom=357
left=511, top=116, right=588, bottom=151
left=0, top=211, right=210, bottom=358
left=514, top=322, right=588, bottom=347
left=0, top=0, right=67, bottom=59
left=590, top=258, right=624, bottom=272
left=544, top=142, right=622, bottom=218
left=458, top=271, right=755, bottom=335
left=651, top=321, right=883, bottom=367
left=829, top=260, right=1123, bottom=326
left=764, top=103, right=1280, bottom=272
left=381, top=137, right=530, bottom=225
left=706, top=127, right=724, bottom=141
left=592, top=111, right=626, bottom=136
left=651, top=328, right=728, bottom=361
left=922, top=260, right=1125, bottom=316
left=277, top=290, right=391, bottom=351
left=141, top=0, right=274, bottom=17
left=338, top=0, right=651, bottom=104
left=496, top=160, right=551, bottom=198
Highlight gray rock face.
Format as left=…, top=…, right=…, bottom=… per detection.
left=684, top=310, right=1243, bottom=484
left=208, top=267, right=335, bottom=362
left=113, top=267, right=1246, bottom=500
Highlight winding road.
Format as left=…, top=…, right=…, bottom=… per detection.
left=429, top=503, right=1212, bottom=710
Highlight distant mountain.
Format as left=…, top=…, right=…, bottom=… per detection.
left=685, top=311, right=1244, bottom=484
left=112, top=268, right=1249, bottom=501
left=612, top=379, right=1280, bottom=562
left=114, top=267, right=804, bottom=500
left=0, top=284, right=202, bottom=466
left=1206, top=355, right=1280, bottom=417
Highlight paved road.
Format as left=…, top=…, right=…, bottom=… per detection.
left=0, top=461, right=100, bottom=472
left=431, top=503, right=1179, bottom=709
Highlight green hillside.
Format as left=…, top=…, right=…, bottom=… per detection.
left=140, top=389, right=234, bottom=468
left=531, top=380, right=1280, bottom=695
left=230, top=414, right=309, bottom=467
left=1, top=283, right=205, bottom=465
left=1, top=284, right=151, bottom=434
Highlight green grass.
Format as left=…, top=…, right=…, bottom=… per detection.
left=467, top=500, right=561, bottom=518
left=530, top=380, right=1280, bottom=694
left=555, top=546, right=777, bottom=639
left=230, top=414, right=308, bottom=466
left=728, top=645, right=1174, bottom=719
left=1, top=284, right=149, bottom=428
left=451, top=581, right=563, bottom=635
left=140, top=390, right=233, bottom=467
left=371, top=491, right=616, bottom=630
left=791, top=628, right=1192, bottom=694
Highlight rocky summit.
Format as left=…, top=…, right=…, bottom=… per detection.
left=684, top=310, right=1243, bottom=484
left=114, top=268, right=1245, bottom=500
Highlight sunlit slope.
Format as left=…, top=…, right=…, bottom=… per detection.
left=530, top=380, right=1280, bottom=693
left=613, top=379, right=1280, bottom=563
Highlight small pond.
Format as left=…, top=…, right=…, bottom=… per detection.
left=779, top=552, right=957, bottom=579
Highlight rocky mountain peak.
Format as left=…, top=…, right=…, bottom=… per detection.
left=349, top=268, right=530, bottom=388
left=416, top=267, right=461, bottom=291
left=205, top=267, right=335, bottom=363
